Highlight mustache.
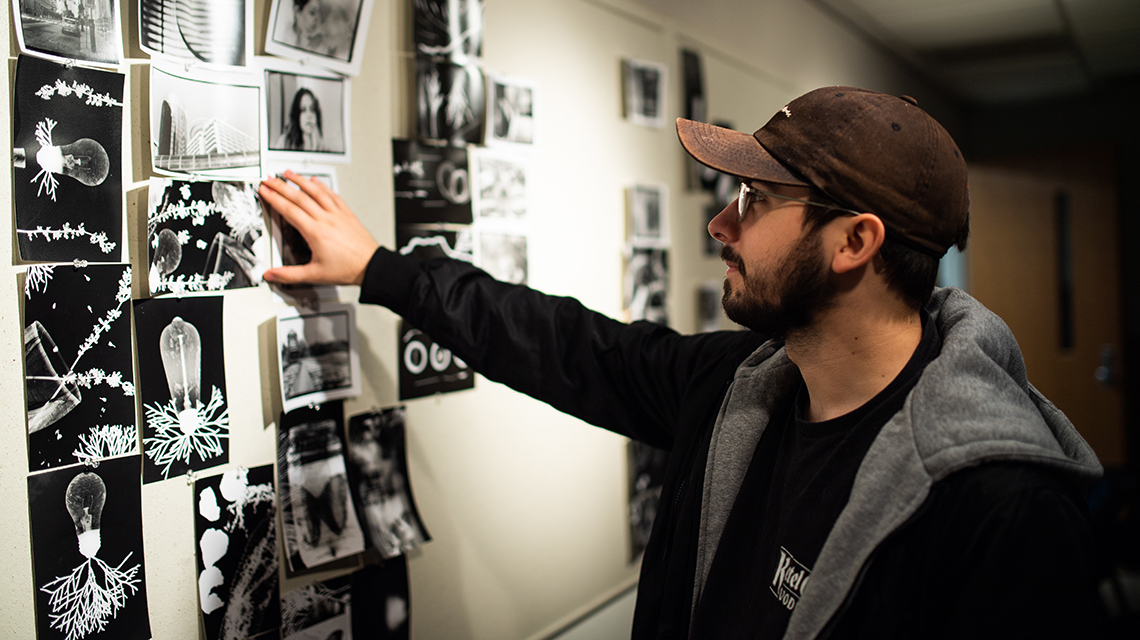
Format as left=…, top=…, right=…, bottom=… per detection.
left=720, top=245, right=746, bottom=276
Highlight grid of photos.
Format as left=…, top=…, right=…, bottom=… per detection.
left=266, top=0, right=377, bottom=76
left=277, top=303, right=362, bottom=413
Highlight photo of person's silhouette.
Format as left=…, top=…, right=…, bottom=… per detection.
left=276, top=88, right=326, bottom=152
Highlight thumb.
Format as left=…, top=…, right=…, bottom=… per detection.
left=263, top=264, right=322, bottom=285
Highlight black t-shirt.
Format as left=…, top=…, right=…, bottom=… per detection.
left=691, top=313, right=941, bottom=639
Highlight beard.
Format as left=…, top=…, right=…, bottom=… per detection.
left=720, top=228, right=837, bottom=338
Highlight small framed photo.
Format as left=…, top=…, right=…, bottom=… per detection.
left=627, top=184, right=669, bottom=247
left=622, top=58, right=667, bottom=128
left=486, top=73, right=536, bottom=146
left=263, top=60, right=351, bottom=163
left=265, top=0, right=376, bottom=76
left=277, top=303, right=361, bottom=412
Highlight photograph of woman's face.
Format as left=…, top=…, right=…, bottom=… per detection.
left=295, top=0, right=323, bottom=38
left=298, top=91, right=320, bottom=138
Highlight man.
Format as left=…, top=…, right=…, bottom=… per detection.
left=259, top=87, right=1104, bottom=639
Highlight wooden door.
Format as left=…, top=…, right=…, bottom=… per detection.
left=967, top=149, right=1125, bottom=467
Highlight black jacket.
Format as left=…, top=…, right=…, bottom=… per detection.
left=359, top=248, right=1104, bottom=639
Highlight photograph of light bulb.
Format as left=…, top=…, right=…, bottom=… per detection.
left=134, top=296, right=230, bottom=484
left=12, top=55, right=123, bottom=262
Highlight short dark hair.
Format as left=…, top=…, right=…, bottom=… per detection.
left=801, top=189, right=968, bottom=310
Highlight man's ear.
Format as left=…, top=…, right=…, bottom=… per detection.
left=831, top=213, right=886, bottom=274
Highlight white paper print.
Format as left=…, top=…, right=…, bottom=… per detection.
left=625, top=247, right=669, bottom=325
left=264, top=60, right=351, bottom=163
left=623, top=58, right=667, bottom=128
left=13, top=0, right=123, bottom=66
left=277, top=303, right=362, bottom=413
left=266, top=0, right=377, bottom=76
left=486, top=73, right=535, bottom=146
left=139, top=0, right=252, bottom=67
left=627, top=184, right=669, bottom=247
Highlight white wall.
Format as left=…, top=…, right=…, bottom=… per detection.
left=0, top=1, right=943, bottom=639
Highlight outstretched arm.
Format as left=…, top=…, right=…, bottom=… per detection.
left=258, top=170, right=380, bottom=286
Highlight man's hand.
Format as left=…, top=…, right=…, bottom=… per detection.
left=258, top=170, right=380, bottom=286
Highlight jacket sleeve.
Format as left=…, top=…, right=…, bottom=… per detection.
left=358, top=247, right=753, bottom=450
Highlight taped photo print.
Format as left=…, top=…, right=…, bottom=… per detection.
left=392, top=139, right=472, bottom=225
left=622, top=58, right=667, bottom=128
left=266, top=0, right=376, bottom=76
left=264, top=61, right=350, bottom=162
left=415, top=57, right=485, bottom=145
left=485, top=73, right=535, bottom=146
left=139, top=0, right=252, bottom=67
left=277, top=303, right=361, bottom=413
left=398, top=319, right=473, bottom=400
left=280, top=575, right=351, bottom=640
left=13, top=0, right=123, bottom=66
left=413, top=0, right=483, bottom=61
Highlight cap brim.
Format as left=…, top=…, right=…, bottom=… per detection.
left=676, top=118, right=809, bottom=187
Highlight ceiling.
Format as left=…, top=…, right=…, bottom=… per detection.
left=812, top=0, right=1140, bottom=105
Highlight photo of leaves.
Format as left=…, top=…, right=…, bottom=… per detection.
left=28, top=455, right=150, bottom=640
left=23, top=263, right=136, bottom=472
left=12, top=55, right=123, bottom=262
left=147, top=178, right=269, bottom=296
left=195, top=465, right=280, bottom=640
left=133, top=295, right=229, bottom=484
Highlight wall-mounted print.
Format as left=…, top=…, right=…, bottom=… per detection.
left=146, top=178, right=269, bottom=295
left=415, top=58, right=485, bottom=145
left=346, top=407, right=431, bottom=559
left=413, top=0, right=483, bottom=60
left=28, top=456, right=150, bottom=640
left=277, top=303, right=361, bottom=413
left=12, top=55, right=123, bottom=262
left=396, top=225, right=473, bottom=263
left=698, top=279, right=724, bottom=333
left=133, top=295, right=229, bottom=484
left=476, top=232, right=527, bottom=285
left=149, top=64, right=261, bottom=179
left=12, top=0, right=123, bottom=66
left=266, top=0, right=376, bottom=76
left=195, top=465, right=280, bottom=640
left=625, top=247, right=668, bottom=325
left=486, top=74, right=534, bottom=146
left=472, top=147, right=526, bottom=220
left=627, top=184, right=669, bottom=248
left=139, top=0, right=251, bottom=67
left=398, top=319, right=473, bottom=400
left=351, top=558, right=410, bottom=639
left=392, top=139, right=472, bottom=225
left=622, top=58, right=667, bottom=128
left=627, top=441, right=669, bottom=561
left=277, top=402, right=366, bottom=571
left=265, top=63, right=350, bottom=161
left=23, top=264, right=135, bottom=472
left=280, top=574, right=351, bottom=640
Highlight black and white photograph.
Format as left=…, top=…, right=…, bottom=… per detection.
left=416, top=58, right=485, bottom=145
left=139, top=0, right=250, bottom=67
left=477, top=233, right=527, bottom=285
left=13, top=0, right=122, bottom=66
left=393, top=139, right=473, bottom=225
left=350, top=558, right=410, bottom=639
left=627, top=184, right=669, bottom=247
left=266, top=0, right=376, bottom=76
left=277, top=402, right=367, bottom=571
left=698, top=279, right=724, bottom=333
left=13, top=55, right=123, bottom=262
left=346, top=407, right=431, bottom=559
left=622, top=57, right=667, bottom=128
left=28, top=455, right=150, bottom=640
left=195, top=465, right=280, bottom=640
left=23, top=263, right=135, bottom=472
left=133, top=295, right=229, bottom=484
left=265, top=65, right=350, bottom=160
left=277, top=303, right=361, bottom=413
left=413, top=0, right=483, bottom=60
left=398, top=320, right=474, bottom=400
left=280, top=575, right=352, bottom=640
left=625, top=247, right=669, bottom=325
left=147, top=178, right=269, bottom=295
left=627, top=441, right=669, bottom=561
left=150, top=64, right=261, bottom=178
left=486, top=74, right=535, bottom=146
left=472, top=148, right=527, bottom=220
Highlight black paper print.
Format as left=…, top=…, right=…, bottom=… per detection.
left=12, top=55, right=123, bottom=262
left=346, top=408, right=431, bottom=559
left=133, top=296, right=229, bottom=484
left=625, top=247, right=668, bottom=325
left=14, top=0, right=121, bottom=65
left=147, top=179, right=269, bottom=295
left=393, top=139, right=472, bottom=225
left=351, top=558, right=410, bottom=639
left=23, top=264, right=135, bottom=471
left=28, top=456, right=150, bottom=640
left=628, top=441, right=669, bottom=561
left=277, top=402, right=366, bottom=571
left=395, top=225, right=473, bottom=262
left=415, top=58, right=485, bottom=145
left=139, top=0, right=247, bottom=66
left=195, top=465, right=280, bottom=640
left=413, top=0, right=483, bottom=60
left=398, top=319, right=473, bottom=400
left=280, top=574, right=352, bottom=640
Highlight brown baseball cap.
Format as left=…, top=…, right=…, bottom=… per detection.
left=677, top=86, right=969, bottom=256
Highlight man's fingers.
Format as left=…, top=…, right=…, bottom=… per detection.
left=264, top=264, right=321, bottom=285
left=283, top=170, right=339, bottom=214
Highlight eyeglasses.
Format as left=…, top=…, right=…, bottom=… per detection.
left=737, top=182, right=862, bottom=223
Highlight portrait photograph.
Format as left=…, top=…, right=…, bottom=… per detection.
left=13, top=0, right=122, bottom=66
left=139, top=0, right=251, bottom=67
left=266, top=0, right=376, bottom=76
left=277, top=303, right=361, bottom=413
left=265, top=64, right=350, bottom=161
left=623, top=57, right=667, bottom=128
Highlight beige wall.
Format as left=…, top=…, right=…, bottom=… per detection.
left=0, top=1, right=937, bottom=639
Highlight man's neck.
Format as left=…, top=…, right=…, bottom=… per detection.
left=785, top=302, right=923, bottom=423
